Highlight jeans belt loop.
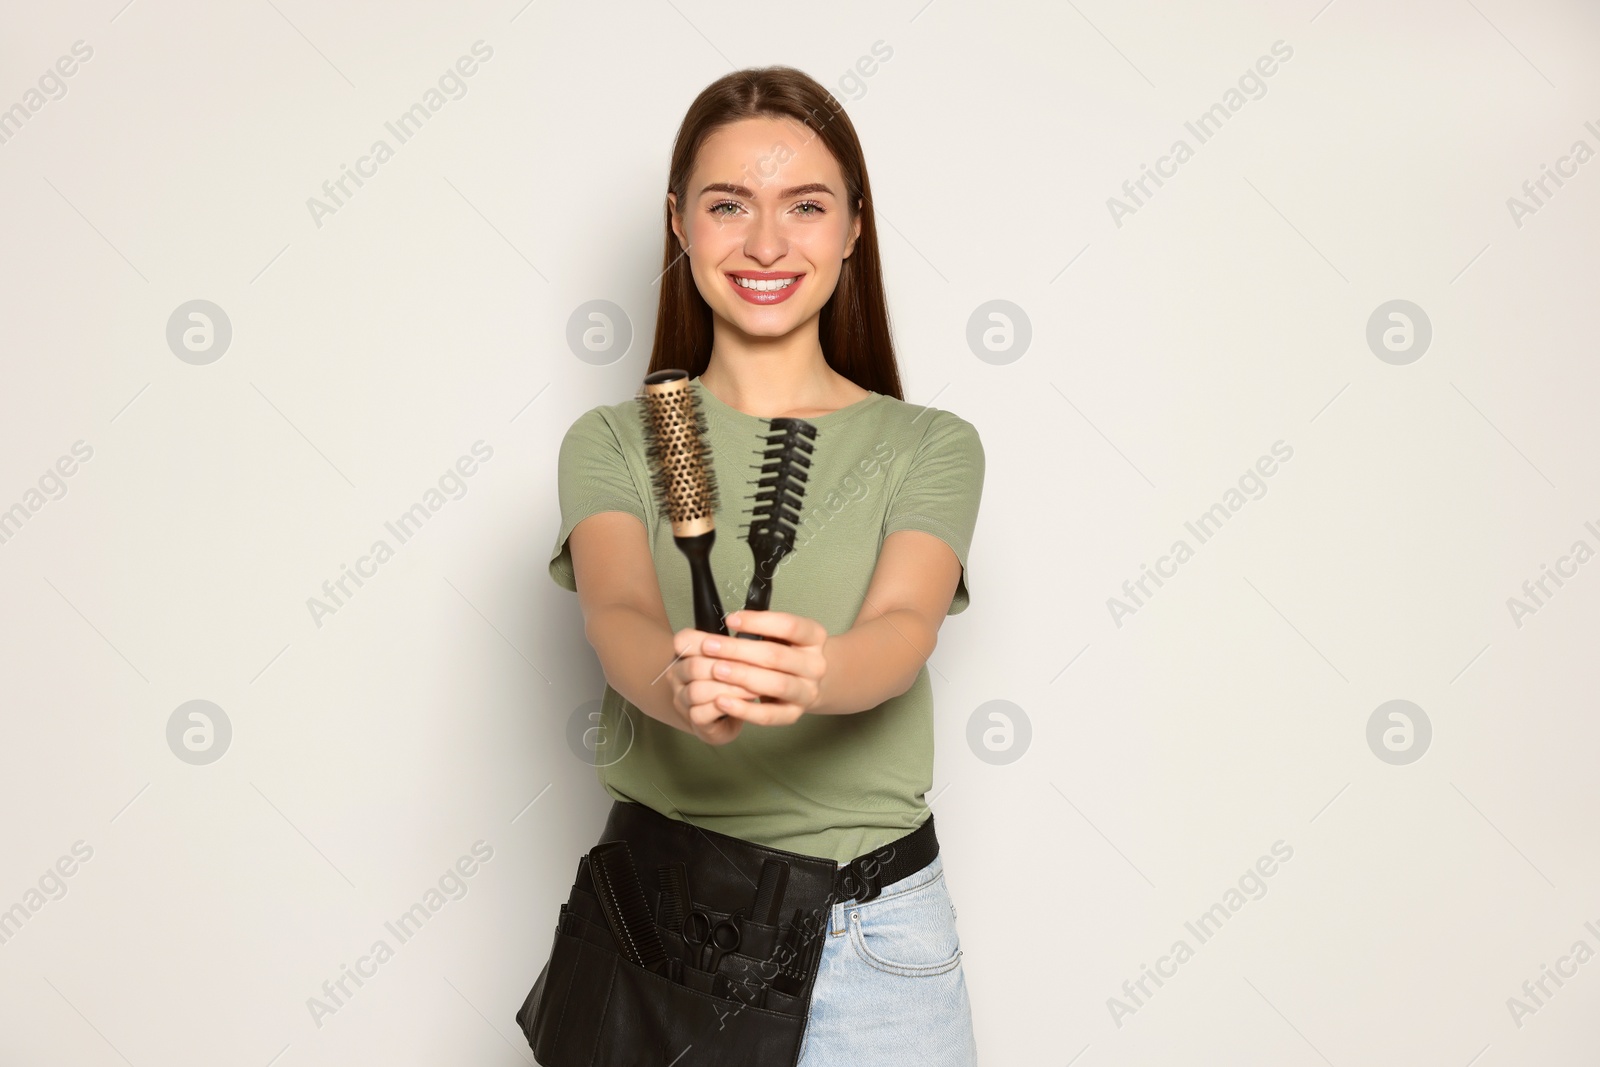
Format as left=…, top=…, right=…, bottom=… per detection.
left=837, top=852, right=885, bottom=904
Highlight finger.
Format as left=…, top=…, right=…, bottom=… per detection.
left=724, top=610, right=798, bottom=643
left=687, top=698, right=736, bottom=729
left=703, top=660, right=799, bottom=704
left=669, top=652, right=745, bottom=690
left=677, top=678, right=755, bottom=724
left=672, top=627, right=717, bottom=659
left=709, top=718, right=744, bottom=745
left=704, top=724, right=741, bottom=746
left=695, top=707, right=747, bottom=745
left=697, top=633, right=794, bottom=672
left=692, top=711, right=742, bottom=746
left=713, top=693, right=803, bottom=727
left=727, top=610, right=826, bottom=648
left=683, top=655, right=787, bottom=705
left=685, top=678, right=757, bottom=711
left=684, top=679, right=759, bottom=708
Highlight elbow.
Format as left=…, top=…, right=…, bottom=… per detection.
left=897, top=619, right=939, bottom=697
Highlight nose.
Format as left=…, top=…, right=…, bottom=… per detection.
left=743, top=208, right=788, bottom=266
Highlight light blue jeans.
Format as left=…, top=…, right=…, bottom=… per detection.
left=795, top=853, right=979, bottom=1066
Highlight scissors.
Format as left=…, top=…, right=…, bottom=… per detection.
left=682, top=907, right=743, bottom=974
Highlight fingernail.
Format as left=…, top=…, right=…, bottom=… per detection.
left=704, top=638, right=720, bottom=652
left=727, top=612, right=741, bottom=626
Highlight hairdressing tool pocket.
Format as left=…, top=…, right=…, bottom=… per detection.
left=518, top=912, right=806, bottom=1067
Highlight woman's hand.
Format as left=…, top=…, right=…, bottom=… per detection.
left=694, top=610, right=829, bottom=727
left=667, top=627, right=761, bottom=746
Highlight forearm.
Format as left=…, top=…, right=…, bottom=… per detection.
left=583, top=604, right=691, bottom=734
left=809, top=609, right=936, bottom=716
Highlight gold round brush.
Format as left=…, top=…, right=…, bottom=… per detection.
left=637, top=370, right=730, bottom=640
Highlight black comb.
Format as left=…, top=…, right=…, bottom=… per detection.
left=769, top=906, right=811, bottom=995
left=737, top=417, right=816, bottom=639
left=752, top=858, right=789, bottom=926
left=656, top=861, right=689, bottom=933
left=589, top=841, right=669, bottom=974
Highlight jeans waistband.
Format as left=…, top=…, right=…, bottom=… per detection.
left=827, top=852, right=946, bottom=934
left=596, top=800, right=939, bottom=917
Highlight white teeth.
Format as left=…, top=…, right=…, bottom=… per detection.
left=733, top=276, right=796, bottom=291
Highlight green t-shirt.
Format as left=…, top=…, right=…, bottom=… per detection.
left=548, top=375, right=984, bottom=864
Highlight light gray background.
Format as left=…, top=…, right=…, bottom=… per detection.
left=3, top=1, right=1598, bottom=1064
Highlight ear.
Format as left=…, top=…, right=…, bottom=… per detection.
left=667, top=192, right=688, bottom=253
left=843, top=200, right=864, bottom=259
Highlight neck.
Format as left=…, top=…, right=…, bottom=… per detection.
left=700, top=316, right=861, bottom=417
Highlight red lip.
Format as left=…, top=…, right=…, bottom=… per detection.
left=726, top=271, right=804, bottom=305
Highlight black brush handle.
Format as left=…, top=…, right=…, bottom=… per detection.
left=743, top=563, right=775, bottom=614
left=674, top=530, right=737, bottom=723
left=737, top=568, right=773, bottom=643
left=673, top=530, right=729, bottom=637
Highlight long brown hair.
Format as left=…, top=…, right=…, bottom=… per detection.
left=645, top=66, right=904, bottom=402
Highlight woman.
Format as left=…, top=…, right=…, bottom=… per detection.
left=530, top=66, right=984, bottom=1066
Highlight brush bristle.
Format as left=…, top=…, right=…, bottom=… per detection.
left=743, top=417, right=815, bottom=555
left=637, top=379, right=719, bottom=529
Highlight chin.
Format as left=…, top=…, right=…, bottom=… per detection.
left=722, top=308, right=812, bottom=338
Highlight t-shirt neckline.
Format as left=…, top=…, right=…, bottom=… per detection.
left=690, top=375, right=882, bottom=426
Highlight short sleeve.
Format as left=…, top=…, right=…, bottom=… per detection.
left=883, top=411, right=985, bottom=614
left=547, top=407, right=650, bottom=592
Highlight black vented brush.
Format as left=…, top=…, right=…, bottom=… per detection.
left=637, top=369, right=729, bottom=639
left=736, top=417, right=817, bottom=646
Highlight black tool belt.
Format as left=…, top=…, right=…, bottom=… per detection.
left=516, top=798, right=939, bottom=1067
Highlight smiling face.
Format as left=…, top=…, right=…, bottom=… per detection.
left=668, top=115, right=863, bottom=342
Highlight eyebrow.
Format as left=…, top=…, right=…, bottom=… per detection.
left=698, top=181, right=836, bottom=199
